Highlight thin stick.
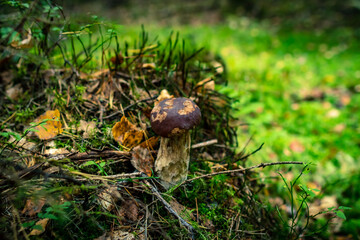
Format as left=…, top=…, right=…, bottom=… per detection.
left=178, top=161, right=304, bottom=188
left=143, top=180, right=195, bottom=240
left=191, top=139, right=218, bottom=149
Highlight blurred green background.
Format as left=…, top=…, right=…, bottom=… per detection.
left=11, top=0, right=359, bottom=237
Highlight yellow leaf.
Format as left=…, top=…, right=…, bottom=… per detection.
left=112, top=116, right=143, bottom=149
left=34, top=109, right=63, bottom=140
left=29, top=218, right=49, bottom=236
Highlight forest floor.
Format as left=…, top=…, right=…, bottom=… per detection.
left=1, top=1, right=359, bottom=239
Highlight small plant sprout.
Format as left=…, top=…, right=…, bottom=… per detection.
left=150, top=97, right=201, bottom=189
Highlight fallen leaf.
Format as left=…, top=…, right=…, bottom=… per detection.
left=94, top=228, right=145, bottom=240
left=131, top=145, right=154, bottom=176
left=34, top=109, right=63, bottom=140
left=112, top=116, right=143, bottom=149
left=139, top=136, right=159, bottom=149
left=77, top=120, right=99, bottom=138
left=10, top=30, right=33, bottom=49
left=289, top=140, right=305, bottom=153
left=0, top=70, right=15, bottom=85
left=29, top=218, right=49, bottom=236
left=21, top=198, right=46, bottom=217
left=119, top=198, right=139, bottom=221
left=155, top=89, right=173, bottom=105
left=110, top=53, right=124, bottom=65
left=6, top=83, right=23, bottom=100
left=141, top=63, right=156, bottom=69
left=195, top=77, right=215, bottom=94
left=98, top=186, right=122, bottom=211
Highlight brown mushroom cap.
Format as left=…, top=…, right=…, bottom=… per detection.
left=150, top=97, right=201, bottom=138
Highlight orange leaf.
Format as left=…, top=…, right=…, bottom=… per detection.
left=21, top=198, right=46, bottom=217
left=34, top=109, right=63, bottom=140
left=139, top=136, right=159, bottom=149
left=29, top=218, right=49, bottom=236
left=112, top=116, right=143, bottom=149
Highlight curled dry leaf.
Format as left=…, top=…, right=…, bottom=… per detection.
left=21, top=198, right=46, bottom=217
left=29, top=218, right=49, bottom=236
left=112, top=116, right=143, bottom=150
left=10, top=30, right=33, bottom=49
left=34, top=109, right=63, bottom=140
left=131, top=145, right=154, bottom=176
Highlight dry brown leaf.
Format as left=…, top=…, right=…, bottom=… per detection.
left=11, top=30, right=33, bottom=49
left=119, top=199, right=139, bottom=221
left=94, top=228, right=145, bottom=240
left=112, top=116, right=143, bottom=149
left=141, top=63, right=156, bottom=69
left=6, top=83, right=23, bottom=100
left=98, top=186, right=122, bottom=211
left=29, top=218, right=49, bottom=236
left=77, top=120, right=99, bottom=138
left=131, top=145, right=154, bottom=176
left=21, top=198, right=46, bottom=217
left=34, top=109, right=63, bottom=140
left=195, top=77, right=215, bottom=94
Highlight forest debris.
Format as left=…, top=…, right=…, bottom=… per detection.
left=95, top=228, right=145, bottom=240
left=169, top=199, right=196, bottom=222
left=139, top=136, right=159, bottom=149
left=29, top=218, right=49, bottom=236
left=10, top=30, right=33, bottom=49
left=46, top=150, right=131, bottom=161
left=77, top=120, right=99, bottom=138
left=131, top=145, right=154, bottom=176
left=21, top=198, right=46, bottom=217
left=155, top=89, right=173, bottom=104
left=98, top=185, right=122, bottom=211
left=309, top=195, right=338, bottom=218
left=119, top=198, right=139, bottom=222
left=112, top=116, right=144, bottom=149
left=6, top=83, right=23, bottom=100
left=195, top=77, right=215, bottom=94
left=34, top=109, right=63, bottom=140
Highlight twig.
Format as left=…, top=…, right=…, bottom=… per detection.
left=238, top=142, right=264, bottom=161
left=177, top=161, right=304, bottom=188
left=103, top=96, right=158, bottom=120
left=143, top=179, right=195, bottom=240
left=46, top=150, right=131, bottom=161
left=191, top=139, right=218, bottom=149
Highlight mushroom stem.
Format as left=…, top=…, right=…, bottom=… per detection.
left=155, top=131, right=191, bottom=189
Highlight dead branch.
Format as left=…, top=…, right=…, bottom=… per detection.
left=46, top=150, right=131, bottom=161
left=191, top=139, right=218, bottom=149
left=177, top=161, right=304, bottom=188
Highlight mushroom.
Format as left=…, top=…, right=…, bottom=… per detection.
left=150, top=97, right=201, bottom=189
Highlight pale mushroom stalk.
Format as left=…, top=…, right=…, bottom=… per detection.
left=155, top=131, right=191, bottom=189
left=150, top=97, right=201, bottom=189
